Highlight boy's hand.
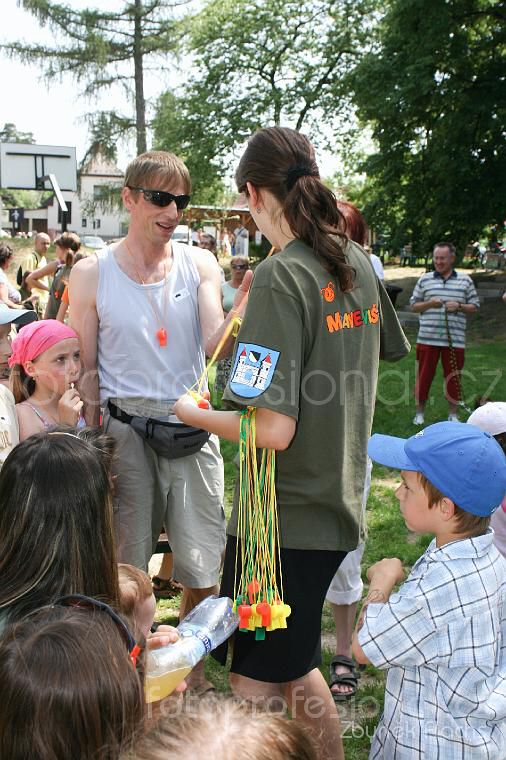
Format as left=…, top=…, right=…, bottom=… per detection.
left=367, top=558, right=405, bottom=587
left=146, top=624, right=179, bottom=649
left=353, top=558, right=405, bottom=664
left=146, top=625, right=187, bottom=695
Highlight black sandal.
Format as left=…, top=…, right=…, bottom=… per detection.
left=329, top=655, right=360, bottom=702
left=151, top=576, right=183, bottom=599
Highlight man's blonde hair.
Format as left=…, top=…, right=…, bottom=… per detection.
left=124, top=151, right=191, bottom=195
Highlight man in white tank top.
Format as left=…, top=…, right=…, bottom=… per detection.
left=70, top=150, right=250, bottom=692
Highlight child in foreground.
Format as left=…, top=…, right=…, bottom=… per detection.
left=122, top=694, right=316, bottom=760
left=119, top=563, right=157, bottom=637
left=352, top=422, right=506, bottom=759
left=0, top=604, right=144, bottom=760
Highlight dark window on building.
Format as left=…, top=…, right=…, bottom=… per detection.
left=81, top=218, right=87, bottom=228
left=58, top=202, right=72, bottom=224
left=93, top=219, right=101, bottom=229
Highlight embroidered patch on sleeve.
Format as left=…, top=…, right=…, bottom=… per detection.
left=229, top=342, right=280, bottom=398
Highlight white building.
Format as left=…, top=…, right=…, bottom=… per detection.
left=17, top=154, right=127, bottom=240
left=47, top=154, right=126, bottom=240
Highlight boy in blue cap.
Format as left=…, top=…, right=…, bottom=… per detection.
left=352, top=421, right=506, bottom=759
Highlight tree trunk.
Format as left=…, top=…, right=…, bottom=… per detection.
left=134, top=0, right=147, bottom=155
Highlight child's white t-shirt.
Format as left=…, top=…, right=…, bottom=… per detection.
left=0, top=383, right=19, bottom=466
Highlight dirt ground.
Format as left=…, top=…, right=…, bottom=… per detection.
left=383, top=264, right=506, bottom=342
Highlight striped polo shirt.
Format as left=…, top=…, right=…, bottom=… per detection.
left=410, top=270, right=480, bottom=348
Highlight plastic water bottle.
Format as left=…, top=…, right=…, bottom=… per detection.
left=145, top=595, right=238, bottom=702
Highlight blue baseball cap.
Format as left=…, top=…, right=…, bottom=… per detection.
left=368, top=421, right=506, bottom=517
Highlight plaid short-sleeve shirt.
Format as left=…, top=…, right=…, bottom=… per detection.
left=359, top=531, right=506, bottom=759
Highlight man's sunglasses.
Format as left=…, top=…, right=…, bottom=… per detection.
left=127, top=186, right=191, bottom=210
left=231, top=264, right=248, bottom=270
left=55, top=593, right=141, bottom=667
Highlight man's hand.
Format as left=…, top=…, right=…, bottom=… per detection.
left=411, top=297, right=443, bottom=313
left=445, top=300, right=460, bottom=312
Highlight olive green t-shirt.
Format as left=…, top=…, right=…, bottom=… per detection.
left=223, top=239, right=410, bottom=552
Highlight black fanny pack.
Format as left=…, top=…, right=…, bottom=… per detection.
left=108, top=401, right=210, bottom=460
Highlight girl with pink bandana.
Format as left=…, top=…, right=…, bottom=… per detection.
left=9, top=320, right=84, bottom=441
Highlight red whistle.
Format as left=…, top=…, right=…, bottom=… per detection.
left=256, top=601, right=271, bottom=628
left=247, top=579, right=260, bottom=604
left=238, top=604, right=252, bottom=630
left=156, top=328, right=167, bottom=347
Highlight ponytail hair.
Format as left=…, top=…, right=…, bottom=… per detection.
left=54, top=232, right=81, bottom=268
left=10, top=363, right=35, bottom=403
left=235, top=127, right=355, bottom=293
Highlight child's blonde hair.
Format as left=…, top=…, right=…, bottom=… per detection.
left=122, top=695, right=317, bottom=760
left=118, top=563, right=153, bottom=620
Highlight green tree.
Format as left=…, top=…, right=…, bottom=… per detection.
left=153, top=0, right=379, bottom=193
left=0, top=122, right=35, bottom=144
left=352, top=0, right=506, bottom=254
left=2, top=0, right=185, bottom=155
left=152, top=92, right=226, bottom=204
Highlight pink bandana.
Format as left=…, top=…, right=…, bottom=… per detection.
left=9, top=320, right=78, bottom=369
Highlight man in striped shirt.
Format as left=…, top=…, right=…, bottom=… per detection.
left=410, top=242, right=479, bottom=425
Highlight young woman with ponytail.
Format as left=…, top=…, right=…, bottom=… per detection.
left=174, top=127, right=409, bottom=760
left=26, top=232, right=82, bottom=319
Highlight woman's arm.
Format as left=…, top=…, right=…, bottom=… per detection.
left=173, top=395, right=296, bottom=450
left=56, top=300, right=68, bottom=322
left=25, top=261, right=57, bottom=292
left=0, top=283, right=22, bottom=309
left=56, top=286, right=69, bottom=322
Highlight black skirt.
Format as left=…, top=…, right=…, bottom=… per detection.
left=213, top=535, right=346, bottom=682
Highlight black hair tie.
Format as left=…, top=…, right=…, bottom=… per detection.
left=286, top=165, right=318, bottom=191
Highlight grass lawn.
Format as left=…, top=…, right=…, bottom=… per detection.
left=156, top=328, right=506, bottom=758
